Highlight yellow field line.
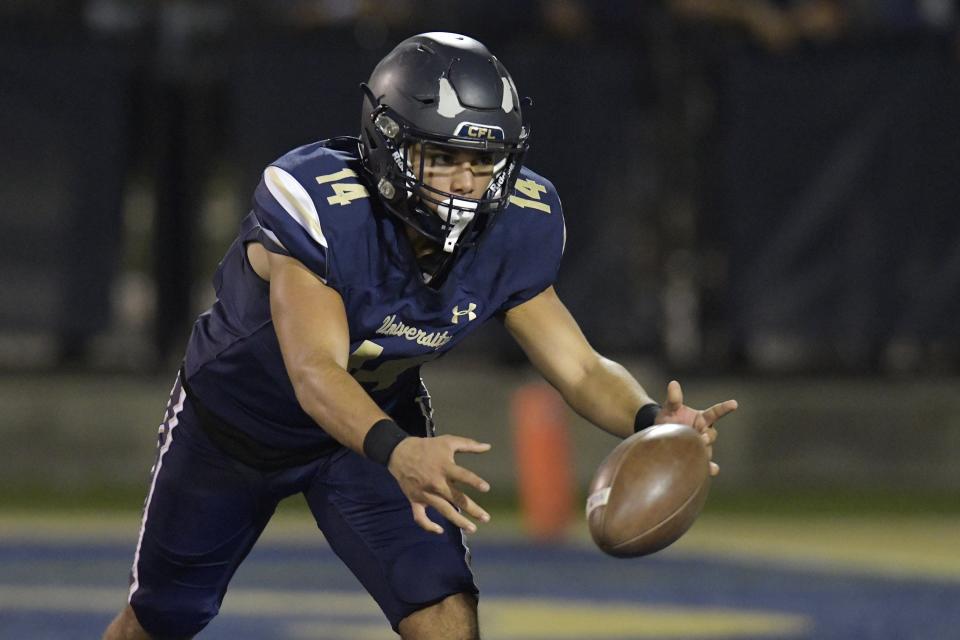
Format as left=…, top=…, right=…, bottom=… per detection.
left=0, top=585, right=810, bottom=639
left=669, top=514, right=960, bottom=581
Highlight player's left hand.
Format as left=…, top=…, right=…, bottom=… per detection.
left=656, top=380, right=737, bottom=477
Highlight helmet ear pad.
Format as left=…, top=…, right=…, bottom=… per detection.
left=358, top=32, right=530, bottom=254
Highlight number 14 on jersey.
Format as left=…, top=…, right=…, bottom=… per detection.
left=510, top=178, right=551, bottom=213
left=316, top=169, right=371, bottom=206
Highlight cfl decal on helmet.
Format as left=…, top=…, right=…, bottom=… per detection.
left=454, top=122, right=505, bottom=141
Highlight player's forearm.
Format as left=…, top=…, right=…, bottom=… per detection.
left=561, top=355, right=655, bottom=439
left=288, top=356, right=390, bottom=454
left=266, top=252, right=390, bottom=453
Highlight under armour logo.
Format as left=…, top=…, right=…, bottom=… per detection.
left=451, top=303, right=477, bottom=324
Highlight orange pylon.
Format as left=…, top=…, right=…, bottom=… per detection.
left=511, top=383, right=574, bottom=541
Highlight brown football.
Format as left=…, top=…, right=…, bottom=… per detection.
left=586, top=423, right=711, bottom=558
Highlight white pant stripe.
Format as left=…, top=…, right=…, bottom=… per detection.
left=128, top=381, right=187, bottom=601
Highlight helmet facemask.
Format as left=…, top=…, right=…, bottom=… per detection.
left=405, top=139, right=512, bottom=253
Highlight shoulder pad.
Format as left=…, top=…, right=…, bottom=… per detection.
left=249, top=141, right=375, bottom=284
left=493, top=167, right=567, bottom=311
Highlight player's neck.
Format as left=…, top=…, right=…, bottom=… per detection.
left=403, top=224, right=448, bottom=285
left=404, top=224, right=440, bottom=262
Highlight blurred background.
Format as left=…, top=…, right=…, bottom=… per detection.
left=3, top=0, right=958, bottom=505
left=1, top=1, right=959, bottom=638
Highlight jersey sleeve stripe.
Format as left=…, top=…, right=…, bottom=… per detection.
left=263, top=166, right=329, bottom=249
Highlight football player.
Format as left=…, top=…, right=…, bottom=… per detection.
left=104, top=32, right=737, bottom=640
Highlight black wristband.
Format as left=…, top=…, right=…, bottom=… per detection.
left=633, top=402, right=662, bottom=433
left=363, top=419, right=409, bottom=466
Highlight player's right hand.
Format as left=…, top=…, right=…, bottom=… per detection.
left=387, top=435, right=492, bottom=534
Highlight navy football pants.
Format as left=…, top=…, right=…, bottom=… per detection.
left=127, top=374, right=478, bottom=637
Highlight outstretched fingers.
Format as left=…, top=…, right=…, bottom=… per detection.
left=413, top=492, right=478, bottom=536
left=664, top=380, right=684, bottom=413
left=445, top=436, right=492, bottom=455
left=447, top=463, right=490, bottom=494
left=703, top=399, right=739, bottom=424
left=402, top=434, right=494, bottom=535
left=442, top=464, right=491, bottom=524
left=410, top=470, right=491, bottom=535
left=448, top=487, right=490, bottom=524
left=411, top=502, right=444, bottom=535
left=424, top=493, right=479, bottom=533
left=695, top=399, right=739, bottom=431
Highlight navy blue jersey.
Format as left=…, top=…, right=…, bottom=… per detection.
left=184, top=137, right=565, bottom=452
